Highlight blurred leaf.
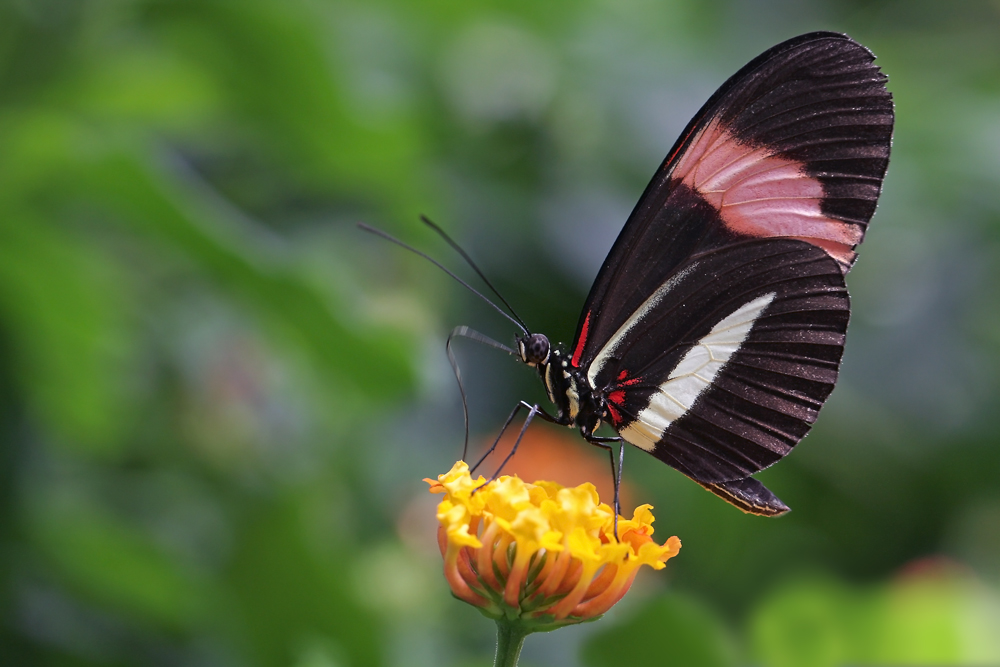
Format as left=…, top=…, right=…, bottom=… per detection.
left=15, top=117, right=416, bottom=402
left=86, top=147, right=415, bottom=399
left=225, top=497, right=383, bottom=667
left=749, top=570, right=1000, bottom=666
left=748, top=576, right=870, bottom=667
left=581, top=592, right=737, bottom=667
left=73, top=43, right=221, bottom=130
left=0, top=209, right=133, bottom=456
left=876, top=566, right=1000, bottom=664
left=148, top=0, right=432, bottom=218
left=30, top=499, right=211, bottom=631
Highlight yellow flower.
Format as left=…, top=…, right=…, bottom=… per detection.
left=426, top=461, right=681, bottom=629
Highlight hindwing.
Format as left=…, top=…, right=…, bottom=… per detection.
left=593, top=239, right=849, bottom=484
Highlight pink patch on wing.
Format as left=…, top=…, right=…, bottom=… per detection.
left=671, top=118, right=861, bottom=268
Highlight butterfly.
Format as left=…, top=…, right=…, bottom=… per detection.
left=497, top=31, right=893, bottom=516
left=366, top=31, right=893, bottom=517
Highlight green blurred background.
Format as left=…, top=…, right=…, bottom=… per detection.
left=1, top=0, right=999, bottom=665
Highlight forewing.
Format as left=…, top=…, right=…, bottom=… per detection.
left=569, top=32, right=891, bottom=370
left=595, top=239, right=849, bottom=484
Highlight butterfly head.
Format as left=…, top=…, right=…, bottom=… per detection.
left=517, top=333, right=550, bottom=367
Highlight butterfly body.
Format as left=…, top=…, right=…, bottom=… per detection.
left=508, top=32, right=892, bottom=516
left=519, top=340, right=605, bottom=437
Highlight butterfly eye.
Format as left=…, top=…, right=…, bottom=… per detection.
left=518, top=334, right=550, bottom=366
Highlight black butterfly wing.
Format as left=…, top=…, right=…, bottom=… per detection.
left=569, top=32, right=891, bottom=369
left=594, top=239, right=848, bottom=478
left=565, top=33, right=892, bottom=513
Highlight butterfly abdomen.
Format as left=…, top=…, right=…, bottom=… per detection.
left=539, top=348, right=606, bottom=436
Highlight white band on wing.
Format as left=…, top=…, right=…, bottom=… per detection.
left=587, top=264, right=698, bottom=389
left=620, top=292, right=776, bottom=452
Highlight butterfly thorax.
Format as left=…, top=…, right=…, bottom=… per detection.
left=517, top=333, right=603, bottom=437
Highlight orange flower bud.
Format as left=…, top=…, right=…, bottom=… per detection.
left=425, top=461, right=681, bottom=630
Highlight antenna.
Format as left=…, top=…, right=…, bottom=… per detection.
left=419, top=215, right=530, bottom=334
left=357, top=223, right=529, bottom=335
left=447, top=326, right=516, bottom=460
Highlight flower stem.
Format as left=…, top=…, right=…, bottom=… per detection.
left=493, top=619, right=529, bottom=667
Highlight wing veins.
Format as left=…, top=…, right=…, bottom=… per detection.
left=736, top=98, right=889, bottom=137
left=721, top=195, right=824, bottom=207
left=618, top=253, right=829, bottom=380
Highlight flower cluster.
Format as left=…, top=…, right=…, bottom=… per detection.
left=426, top=461, right=681, bottom=630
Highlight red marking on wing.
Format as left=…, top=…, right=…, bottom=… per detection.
left=607, top=403, right=622, bottom=426
left=673, top=119, right=860, bottom=267
left=663, top=121, right=703, bottom=171
left=605, top=377, right=642, bottom=428
left=608, top=389, right=626, bottom=406
left=571, top=312, right=590, bottom=368
left=615, top=369, right=642, bottom=387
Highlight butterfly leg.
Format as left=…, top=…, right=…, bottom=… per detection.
left=483, top=403, right=543, bottom=485
left=585, top=435, right=625, bottom=540
left=469, top=401, right=561, bottom=475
